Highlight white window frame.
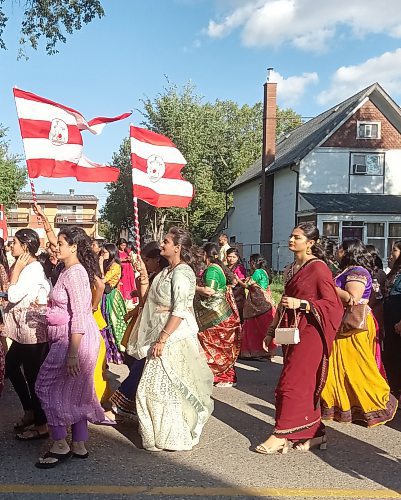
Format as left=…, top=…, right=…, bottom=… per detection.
left=356, top=121, right=381, bottom=139
left=350, top=152, right=384, bottom=176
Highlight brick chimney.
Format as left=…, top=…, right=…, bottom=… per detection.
left=260, top=69, right=277, bottom=264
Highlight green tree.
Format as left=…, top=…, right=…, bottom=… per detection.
left=0, top=127, right=26, bottom=208
left=0, top=0, right=104, bottom=56
left=103, top=82, right=302, bottom=242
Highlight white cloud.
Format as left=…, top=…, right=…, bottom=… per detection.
left=318, top=48, right=401, bottom=105
left=207, top=0, right=401, bottom=52
left=269, top=69, right=319, bottom=105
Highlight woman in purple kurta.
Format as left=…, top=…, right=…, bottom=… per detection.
left=35, top=227, right=105, bottom=469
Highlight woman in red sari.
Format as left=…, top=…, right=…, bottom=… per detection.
left=255, top=222, right=343, bottom=454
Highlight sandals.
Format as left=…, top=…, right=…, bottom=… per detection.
left=35, top=450, right=71, bottom=469
left=16, top=429, right=49, bottom=441
left=255, top=439, right=289, bottom=455
left=72, top=451, right=89, bottom=459
left=293, top=435, right=327, bottom=451
left=14, top=416, right=35, bottom=432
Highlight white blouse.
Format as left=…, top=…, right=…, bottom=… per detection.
left=8, top=261, right=50, bottom=308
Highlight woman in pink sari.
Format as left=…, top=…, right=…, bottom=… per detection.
left=255, top=223, right=343, bottom=454
left=117, top=238, right=137, bottom=304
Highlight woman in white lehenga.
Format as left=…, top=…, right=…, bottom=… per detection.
left=132, top=227, right=214, bottom=452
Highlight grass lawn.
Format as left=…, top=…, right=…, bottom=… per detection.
left=270, top=273, right=284, bottom=304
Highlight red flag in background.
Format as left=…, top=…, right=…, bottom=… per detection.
left=14, top=88, right=131, bottom=182
left=0, top=205, right=8, bottom=241
left=130, top=126, right=194, bottom=208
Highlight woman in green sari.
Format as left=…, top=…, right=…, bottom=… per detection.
left=196, top=243, right=241, bottom=387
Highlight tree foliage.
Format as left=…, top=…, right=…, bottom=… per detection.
left=0, top=127, right=26, bottom=208
left=0, top=0, right=104, bottom=55
left=102, top=82, right=302, bottom=242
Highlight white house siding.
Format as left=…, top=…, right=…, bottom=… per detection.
left=384, top=149, right=401, bottom=194
left=300, top=147, right=401, bottom=195
left=227, top=179, right=261, bottom=263
left=272, top=168, right=298, bottom=270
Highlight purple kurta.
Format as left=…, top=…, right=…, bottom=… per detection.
left=36, top=264, right=104, bottom=426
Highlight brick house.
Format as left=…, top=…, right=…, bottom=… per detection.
left=225, top=83, right=401, bottom=269
left=7, top=189, right=99, bottom=247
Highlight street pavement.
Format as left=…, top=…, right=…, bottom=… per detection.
left=1, top=354, right=401, bottom=500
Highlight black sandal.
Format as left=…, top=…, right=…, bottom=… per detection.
left=35, top=451, right=71, bottom=469
left=72, top=451, right=89, bottom=459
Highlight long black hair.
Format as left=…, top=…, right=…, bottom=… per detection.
left=249, top=253, right=272, bottom=281
left=102, top=243, right=121, bottom=274
left=58, top=226, right=98, bottom=285
left=388, top=240, right=401, bottom=278
left=142, top=241, right=169, bottom=270
left=0, top=237, right=9, bottom=275
left=203, top=242, right=235, bottom=285
left=365, top=244, right=384, bottom=274
left=14, top=228, right=40, bottom=257
left=339, top=238, right=374, bottom=275
left=294, top=222, right=327, bottom=263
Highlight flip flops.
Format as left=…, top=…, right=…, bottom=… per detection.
left=15, top=430, right=49, bottom=441
left=35, top=450, right=72, bottom=469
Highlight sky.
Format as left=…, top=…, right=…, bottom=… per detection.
left=2, top=0, right=401, bottom=206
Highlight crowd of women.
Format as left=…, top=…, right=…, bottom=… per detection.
left=0, top=212, right=401, bottom=466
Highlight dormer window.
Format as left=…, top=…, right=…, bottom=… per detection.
left=357, top=121, right=381, bottom=139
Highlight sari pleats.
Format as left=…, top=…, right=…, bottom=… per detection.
left=321, top=312, right=398, bottom=426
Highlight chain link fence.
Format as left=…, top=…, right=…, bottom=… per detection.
left=232, top=242, right=291, bottom=271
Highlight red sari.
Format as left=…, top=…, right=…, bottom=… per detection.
left=274, top=259, right=343, bottom=440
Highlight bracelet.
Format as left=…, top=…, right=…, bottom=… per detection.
left=161, top=329, right=170, bottom=336
left=156, top=340, right=166, bottom=344
left=140, top=280, right=149, bottom=285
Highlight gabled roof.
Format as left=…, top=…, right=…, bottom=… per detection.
left=300, top=193, right=401, bottom=214
left=228, top=82, right=401, bottom=191
left=18, top=192, right=98, bottom=203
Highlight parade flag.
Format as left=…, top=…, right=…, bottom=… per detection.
left=13, top=88, right=131, bottom=182
left=130, top=126, right=194, bottom=208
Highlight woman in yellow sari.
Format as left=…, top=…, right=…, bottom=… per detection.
left=321, top=239, right=397, bottom=427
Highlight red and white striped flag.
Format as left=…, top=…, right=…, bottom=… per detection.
left=13, top=88, right=131, bottom=182
left=130, top=126, right=194, bottom=208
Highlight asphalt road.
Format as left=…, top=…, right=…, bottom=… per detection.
left=1, top=354, right=401, bottom=500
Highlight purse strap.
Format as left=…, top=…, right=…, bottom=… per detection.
left=276, top=307, right=299, bottom=328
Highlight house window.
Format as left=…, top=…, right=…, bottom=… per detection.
left=258, top=184, right=262, bottom=214
left=357, top=121, right=381, bottom=139
left=367, top=223, right=385, bottom=259
left=322, top=222, right=339, bottom=240
left=351, top=153, right=384, bottom=175
left=388, top=223, right=401, bottom=254
left=229, top=236, right=236, bottom=244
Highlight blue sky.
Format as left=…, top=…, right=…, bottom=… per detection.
left=2, top=0, right=401, bottom=205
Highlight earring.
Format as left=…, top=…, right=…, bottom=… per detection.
left=306, top=247, right=312, bottom=255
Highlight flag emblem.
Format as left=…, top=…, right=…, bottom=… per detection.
left=130, top=125, right=194, bottom=208
left=49, top=118, right=68, bottom=146
left=147, top=154, right=166, bottom=183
